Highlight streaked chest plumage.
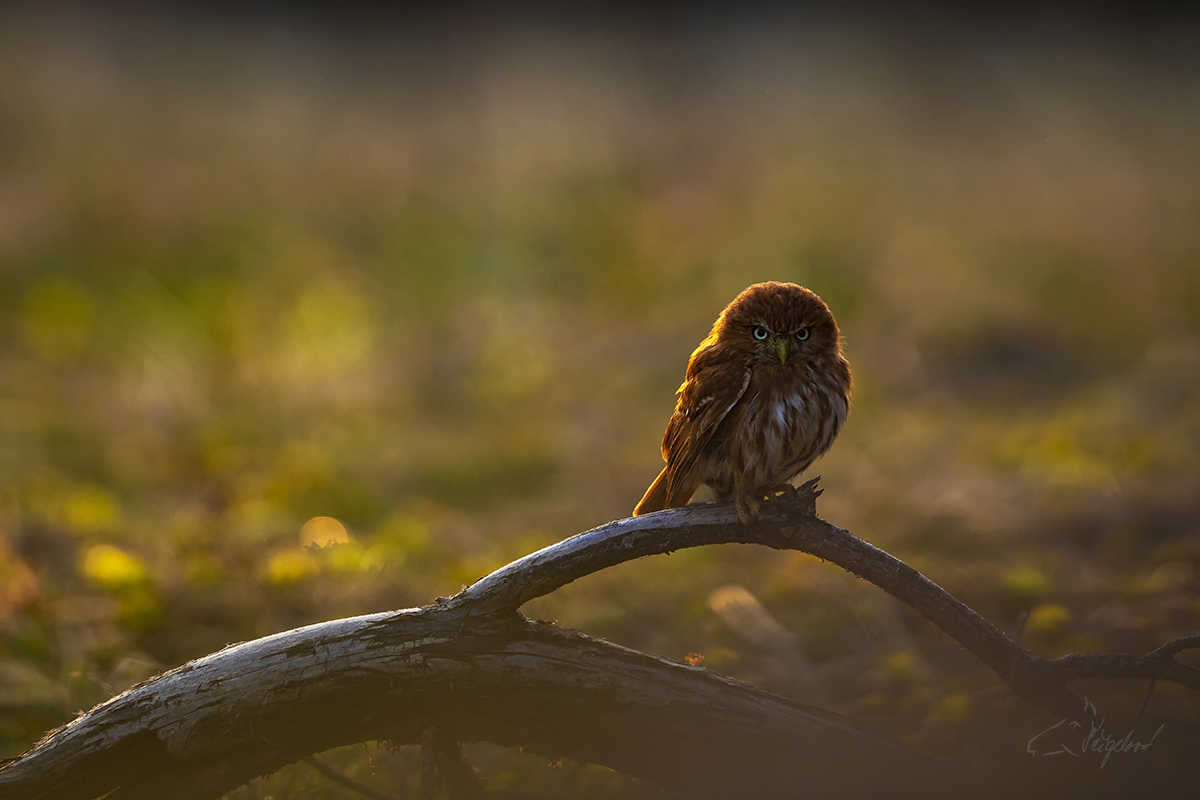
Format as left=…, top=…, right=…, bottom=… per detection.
left=697, top=364, right=849, bottom=500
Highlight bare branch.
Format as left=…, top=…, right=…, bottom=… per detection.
left=2, top=477, right=1198, bottom=799
left=450, top=480, right=1055, bottom=706
left=0, top=599, right=916, bottom=800
left=452, top=479, right=1200, bottom=715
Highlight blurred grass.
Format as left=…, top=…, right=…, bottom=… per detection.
left=1, top=7, right=1200, bottom=793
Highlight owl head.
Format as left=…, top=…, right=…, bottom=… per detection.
left=714, top=282, right=842, bottom=368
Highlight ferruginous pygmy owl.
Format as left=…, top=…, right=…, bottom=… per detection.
left=634, top=281, right=852, bottom=523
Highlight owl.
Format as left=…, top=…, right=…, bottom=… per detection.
left=634, top=282, right=851, bottom=523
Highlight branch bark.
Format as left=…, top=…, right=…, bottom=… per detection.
left=454, top=479, right=1200, bottom=715
left=1, top=479, right=1197, bottom=799
left=0, top=601, right=922, bottom=800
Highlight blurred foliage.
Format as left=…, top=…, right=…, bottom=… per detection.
left=1, top=7, right=1199, bottom=796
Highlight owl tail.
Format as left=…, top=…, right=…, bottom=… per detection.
left=633, top=467, right=671, bottom=516
left=635, top=467, right=701, bottom=516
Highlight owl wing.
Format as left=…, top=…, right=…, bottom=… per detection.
left=661, top=361, right=751, bottom=502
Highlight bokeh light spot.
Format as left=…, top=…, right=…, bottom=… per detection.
left=324, top=542, right=366, bottom=574
left=1001, top=567, right=1052, bottom=600
left=926, top=693, right=971, bottom=724
left=266, top=549, right=321, bottom=585
left=300, top=516, right=350, bottom=547
left=64, top=486, right=123, bottom=535
left=83, top=545, right=148, bottom=591
left=1026, top=603, right=1072, bottom=635
left=880, top=650, right=918, bottom=680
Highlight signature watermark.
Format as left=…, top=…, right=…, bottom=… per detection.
left=1026, top=696, right=1164, bottom=769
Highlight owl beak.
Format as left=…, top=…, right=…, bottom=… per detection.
left=774, top=338, right=789, bottom=364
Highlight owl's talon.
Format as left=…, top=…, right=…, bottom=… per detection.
left=733, top=496, right=759, bottom=523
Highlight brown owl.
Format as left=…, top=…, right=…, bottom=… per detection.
left=634, top=282, right=851, bottom=523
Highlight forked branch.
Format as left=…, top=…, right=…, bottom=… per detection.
left=1, top=478, right=1197, bottom=799
left=454, top=478, right=1200, bottom=715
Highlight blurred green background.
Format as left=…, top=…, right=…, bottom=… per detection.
left=1, top=5, right=1199, bottom=796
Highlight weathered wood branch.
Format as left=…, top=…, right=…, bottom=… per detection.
left=1, top=479, right=1198, bottom=799
left=0, top=599, right=923, bottom=800
left=455, top=479, right=1200, bottom=714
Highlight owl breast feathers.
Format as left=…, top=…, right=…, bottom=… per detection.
left=634, top=281, right=851, bottom=523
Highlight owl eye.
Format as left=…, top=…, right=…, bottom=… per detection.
left=795, top=328, right=810, bottom=341
left=752, top=327, right=769, bottom=341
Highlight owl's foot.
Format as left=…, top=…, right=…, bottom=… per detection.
left=734, top=495, right=760, bottom=524
left=757, top=484, right=795, bottom=506
left=766, top=478, right=821, bottom=514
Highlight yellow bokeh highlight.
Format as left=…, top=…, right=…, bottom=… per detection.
left=926, top=693, right=971, bottom=724
left=1000, top=566, right=1052, bottom=600
left=988, top=419, right=1118, bottom=490
left=324, top=542, right=366, bottom=574
left=1026, top=603, right=1072, bottom=635
left=1126, top=562, right=1192, bottom=597
left=300, top=516, right=350, bottom=547
left=19, top=277, right=96, bottom=361
left=880, top=650, right=918, bottom=680
left=63, top=486, right=123, bottom=535
left=83, top=545, right=148, bottom=591
left=266, top=549, right=321, bottom=585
